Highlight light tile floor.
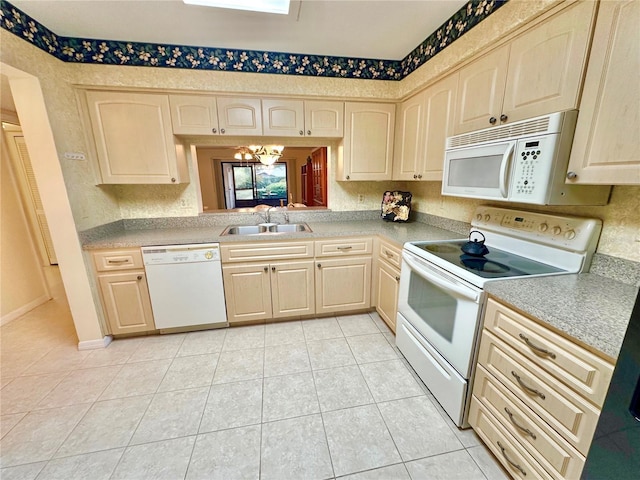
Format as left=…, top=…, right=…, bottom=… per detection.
left=1, top=268, right=510, bottom=479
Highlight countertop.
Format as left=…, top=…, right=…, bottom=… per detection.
left=80, top=212, right=639, bottom=361
left=485, top=274, right=639, bottom=361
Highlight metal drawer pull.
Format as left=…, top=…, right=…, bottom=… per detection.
left=107, top=259, right=129, bottom=264
left=519, top=333, right=556, bottom=359
left=497, top=441, right=526, bottom=476
left=337, top=246, right=353, bottom=251
left=511, top=371, right=545, bottom=400
left=384, top=250, right=393, bottom=258
left=504, top=407, right=537, bottom=439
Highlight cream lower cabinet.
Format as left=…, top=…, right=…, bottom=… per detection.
left=469, top=298, right=614, bottom=479
left=84, top=91, right=188, bottom=184
left=220, top=241, right=315, bottom=324
left=222, top=260, right=315, bottom=324
left=373, top=238, right=402, bottom=332
left=92, top=249, right=155, bottom=335
left=315, top=237, right=373, bottom=314
left=566, top=0, right=640, bottom=185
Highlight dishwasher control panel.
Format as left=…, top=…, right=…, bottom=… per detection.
left=141, top=243, right=220, bottom=265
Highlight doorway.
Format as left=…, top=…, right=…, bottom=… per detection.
left=222, top=162, right=289, bottom=208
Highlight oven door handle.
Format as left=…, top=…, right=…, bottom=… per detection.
left=403, top=252, right=479, bottom=302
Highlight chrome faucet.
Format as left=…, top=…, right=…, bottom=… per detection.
left=255, top=206, right=278, bottom=224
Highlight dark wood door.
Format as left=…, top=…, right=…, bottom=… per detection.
left=311, top=147, right=327, bottom=207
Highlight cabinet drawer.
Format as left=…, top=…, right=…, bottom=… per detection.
left=469, top=397, right=553, bottom=479
left=221, top=241, right=314, bottom=263
left=315, top=237, right=373, bottom=257
left=474, top=366, right=585, bottom=479
left=478, top=330, right=600, bottom=455
left=378, top=238, right=402, bottom=269
left=484, top=298, right=614, bottom=407
left=93, top=249, right=144, bottom=272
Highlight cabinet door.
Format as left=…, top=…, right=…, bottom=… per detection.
left=222, top=263, right=272, bottom=324
left=502, top=1, right=596, bottom=124
left=270, top=260, right=315, bottom=319
left=262, top=99, right=304, bottom=137
left=341, top=103, right=395, bottom=180
left=375, top=260, right=400, bottom=332
left=216, top=97, right=263, bottom=135
left=86, top=91, right=183, bottom=184
left=304, top=100, right=344, bottom=137
left=169, top=95, right=219, bottom=135
left=315, top=256, right=371, bottom=314
left=454, top=45, right=509, bottom=135
left=421, top=73, right=458, bottom=180
left=567, top=0, right=640, bottom=184
left=98, top=271, right=155, bottom=335
left=392, top=91, right=426, bottom=180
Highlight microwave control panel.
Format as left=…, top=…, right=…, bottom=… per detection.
left=509, top=135, right=557, bottom=203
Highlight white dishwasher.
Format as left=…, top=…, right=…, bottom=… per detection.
left=142, top=243, right=228, bottom=331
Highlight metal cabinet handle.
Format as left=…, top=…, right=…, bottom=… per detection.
left=264, top=266, right=268, bottom=272
left=299, top=130, right=304, bottom=135
left=212, top=128, right=217, bottom=133
left=337, top=246, right=353, bottom=251
left=500, top=114, right=508, bottom=122
left=384, top=250, right=393, bottom=258
left=271, top=266, right=276, bottom=272
left=317, top=263, right=322, bottom=269
left=489, top=116, right=497, bottom=125
left=417, top=174, right=422, bottom=179
left=107, top=259, right=129, bottom=264
left=504, top=407, right=536, bottom=439
left=137, top=275, right=142, bottom=280
left=171, top=177, right=176, bottom=183
left=511, top=371, right=545, bottom=400
left=413, top=174, right=418, bottom=179
left=395, top=276, right=400, bottom=282
left=220, top=128, right=226, bottom=134
left=519, top=333, right=556, bottom=359
left=346, top=175, right=350, bottom=180
left=566, top=171, right=578, bottom=180
left=307, top=130, right=311, bottom=135
left=497, top=441, right=527, bottom=476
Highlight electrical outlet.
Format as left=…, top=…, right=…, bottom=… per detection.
left=179, top=199, right=189, bottom=208
left=357, top=194, right=365, bottom=203
left=64, top=152, right=86, bottom=160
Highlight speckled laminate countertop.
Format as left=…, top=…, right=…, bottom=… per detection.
left=485, top=274, right=639, bottom=361
left=80, top=211, right=639, bottom=361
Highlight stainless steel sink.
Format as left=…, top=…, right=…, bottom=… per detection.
left=221, top=223, right=312, bottom=235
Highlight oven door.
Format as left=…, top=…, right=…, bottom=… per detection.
left=398, top=249, right=483, bottom=378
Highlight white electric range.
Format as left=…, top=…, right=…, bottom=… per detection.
left=396, top=206, right=602, bottom=427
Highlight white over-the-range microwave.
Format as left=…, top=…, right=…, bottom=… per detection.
left=442, top=110, right=611, bottom=205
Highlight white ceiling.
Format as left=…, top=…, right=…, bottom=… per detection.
left=8, top=0, right=467, bottom=60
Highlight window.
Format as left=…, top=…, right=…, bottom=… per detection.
left=224, top=162, right=288, bottom=208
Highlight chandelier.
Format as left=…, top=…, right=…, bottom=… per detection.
left=234, top=145, right=284, bottom=165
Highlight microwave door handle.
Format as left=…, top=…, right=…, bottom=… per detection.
left=499, top=142, right=515, bottom=198
left=403, top=252, right=479, bottom=302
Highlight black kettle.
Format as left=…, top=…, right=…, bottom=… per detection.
left=461, top=230, right=489, bottom=257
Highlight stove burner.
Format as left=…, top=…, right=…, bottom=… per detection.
left=423, top=244, right=460, bottom=254
left=459, top=255, right=510, bottom=274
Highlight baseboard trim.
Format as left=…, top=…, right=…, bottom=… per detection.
left=77, top=335, right=113, bottom=350
left=1, top=294, right=50, bottom=326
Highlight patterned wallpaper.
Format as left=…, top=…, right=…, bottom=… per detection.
left=0, top=0, right=506, bottom=81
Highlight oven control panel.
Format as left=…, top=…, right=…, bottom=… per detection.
left=471, top=206, right=602, bottom=251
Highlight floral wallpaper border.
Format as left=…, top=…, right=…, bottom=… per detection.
left=0, top=0, right=507, bottom=81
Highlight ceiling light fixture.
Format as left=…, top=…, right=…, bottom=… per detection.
left=233, top=147, right=253, bottom=161
left=182, top=0, right=290, bottom=15
left=248, top=145, right=284, bottom=165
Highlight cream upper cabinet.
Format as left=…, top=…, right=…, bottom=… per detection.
left=454, top=45, right=509, bottom=135
left=216, top=97, right=263, bottom=136
left=394, top=73, right=458, bottom=181
left=85, top=90, right=187, bottom=184
left=502, top=0, right=595, bottom=123
left=168, top=95, right=219, bottom=135
left=304, top=100, right=344, bottom=137
left=340, top=102, right=395, bottom=180
left=566, top=0, right=640, bottom=185
left=454, top=1, right=596, bottom=135
left=262, top=99, right=305, bottom=137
